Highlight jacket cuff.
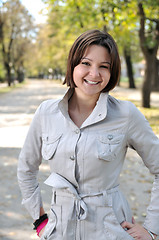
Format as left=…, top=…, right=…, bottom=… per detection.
left=143, top=175, right=159, bottom=236
left=21, top=186, right=43, bottom=220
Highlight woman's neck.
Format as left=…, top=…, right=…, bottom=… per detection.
left=68, top=89, right=100, bottom=127
left=70, top=89, right=100, bottom=112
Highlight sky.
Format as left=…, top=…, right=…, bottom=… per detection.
left=20, top=0, right=47, bottom=23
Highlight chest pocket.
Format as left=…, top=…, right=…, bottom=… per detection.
left=42, top=133, right=62, bottom=160
left=97, top=133, right=124, bottom=161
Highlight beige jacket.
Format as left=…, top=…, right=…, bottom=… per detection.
left=17, top=88, right=159, bottom=239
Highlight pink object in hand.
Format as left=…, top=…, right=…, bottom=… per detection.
left=36, top=218, right=48, bottom=237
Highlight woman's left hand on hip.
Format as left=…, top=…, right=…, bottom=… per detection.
left=121, top=221, right=157, bottom=240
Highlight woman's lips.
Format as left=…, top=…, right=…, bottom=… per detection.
left=84, top=79, right=100, bottom=85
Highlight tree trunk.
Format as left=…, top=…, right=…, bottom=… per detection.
left=142, top=55, right=156, bottom=108
left=17, top=70, right=24, bottom=83
left=5, top=62, right=12, bottom=86
left=152, top=58, right=159, bottom=91
left=0, top=24, right=13, bottom=86
left=123, top=47, right=136, bottom=89
left=138, top=2, right=159, bottom=107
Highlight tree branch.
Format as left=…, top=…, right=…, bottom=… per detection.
left=138, top=2, right=147, bottom=56
left=146, top=17, right=159, bottom=24
left=8, top=23, right=15, bottom=53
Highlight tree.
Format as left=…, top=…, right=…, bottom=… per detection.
left=138, top=2, right=159, bottom=108
left=43, top=0, right=159, bottom=108
left=97, top=0, right=137, bottom=88
left=123, top=46, right=136, bottom=88
left=0, top=48, right=5, bottom=82
left=44, top=0, right=138, bottom=88
left=0, top=0, right=34, bottom=86
left=13, top=37, right=32, bottom=82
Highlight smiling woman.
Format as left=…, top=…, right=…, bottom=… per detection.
left=72, top=45, right=111, bottom=97
left=17, top=29, right=159, bottom=240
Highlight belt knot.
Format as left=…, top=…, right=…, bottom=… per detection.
left=75, top=197, right=87, bottom=220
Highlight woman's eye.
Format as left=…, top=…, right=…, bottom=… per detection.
left=81, top=62, right=90, bottom=66
left=100, top=65, right=108, bottom=69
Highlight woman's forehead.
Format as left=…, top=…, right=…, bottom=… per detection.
left=82, top=45, right=111, bottom=62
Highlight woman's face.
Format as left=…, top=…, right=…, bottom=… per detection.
left=73, top=44, right=111, bottom=98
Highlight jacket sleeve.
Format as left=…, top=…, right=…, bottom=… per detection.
left=17, top=104, right=43, bottom=220
left=126, top=102, right=159, bottom=235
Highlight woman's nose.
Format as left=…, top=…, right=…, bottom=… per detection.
left=89, top=67, right=100, bottom=78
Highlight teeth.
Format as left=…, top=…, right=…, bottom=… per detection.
left=85, top=79, right=98, bottom=85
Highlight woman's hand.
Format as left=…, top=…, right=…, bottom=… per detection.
left=121, top=221, right=157, bottom=240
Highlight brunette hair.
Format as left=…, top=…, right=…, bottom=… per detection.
left=63, top=29, right=121, bottom=92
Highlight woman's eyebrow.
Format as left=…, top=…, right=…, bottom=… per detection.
left=81, top=57, right=92, bottom=61
left=82, top=57, right=111, bottom=65
left=101, top=61, right=111, bottom=65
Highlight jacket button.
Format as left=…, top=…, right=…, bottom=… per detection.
left=70, top=156, right=75, bottom=160
left=75, top=129, right=80, bottom=134
left=107, top=134, right=113, bottom=140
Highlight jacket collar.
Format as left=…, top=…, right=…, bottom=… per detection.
left=58, top=88, right=108, bottom=128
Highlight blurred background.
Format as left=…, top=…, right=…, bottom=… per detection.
left=0, top=0, right=159, bottom=239
left=0, top=0, right=159, bottom=108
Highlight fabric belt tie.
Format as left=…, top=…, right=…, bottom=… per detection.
left=44, top=172, right=119, bottom=221
left=75, top=197, right=87, bottom=220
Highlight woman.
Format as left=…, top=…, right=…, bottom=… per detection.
left=17, top=30, right=159, bottom=240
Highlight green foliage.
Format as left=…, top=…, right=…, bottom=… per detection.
left=0, top=64, right=5, bottom=82
left=0, top=0, right=35, bottom=84
left=0, top=47, right=5, bottom=81
left=27, top=0, right=158, bottom=87
left=0, top=80, right=27, bottom=93
left=138, top=0, right=159, bottom=50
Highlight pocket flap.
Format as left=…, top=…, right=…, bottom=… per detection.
left=98, top=133, right=123, bottom=144
left=42, top=133, right=62, bottom=160
left=42, top=133, right=62, bottom=144
left=97, top=133, right=124, bottom=161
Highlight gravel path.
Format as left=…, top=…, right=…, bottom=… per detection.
left=0, top=79, right=158, bottom=239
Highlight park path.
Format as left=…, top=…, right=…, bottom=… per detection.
left=0, top=79, right=158, bottom=240
left=0, top=80, right=67, bottom=240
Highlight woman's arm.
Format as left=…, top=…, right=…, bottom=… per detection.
left=126, top=102, right=159, bottom=237
left=17, top=104, right=43, bottom=220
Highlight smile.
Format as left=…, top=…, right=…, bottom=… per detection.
left=84, top=79, right=100, bottom=85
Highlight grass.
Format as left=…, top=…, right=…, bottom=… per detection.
left=0, top=80, right=27, bottom=94
left=119, top=77, right=143, bottom=88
